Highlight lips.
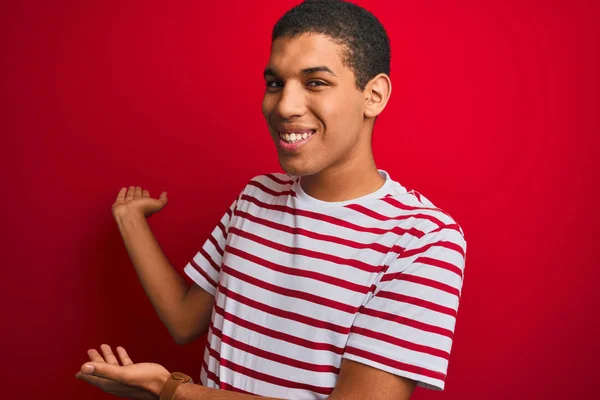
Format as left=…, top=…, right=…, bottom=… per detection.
left=272, top=123, right=317, bottom=153
left=279, top=130, right=315, bottom=142
left=277, top=131, right=315, bottom=152
left=274, top=124, right=316, bottom=133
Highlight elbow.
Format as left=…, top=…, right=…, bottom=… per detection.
left=173, top=331, right=192, bottom=345
left=174, top=327, right=208, bottom=346
left=168, top=326, right=191, bottom=346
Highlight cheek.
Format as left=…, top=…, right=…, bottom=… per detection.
left=317, top=93, right=363, bottom=136
left=262, top=95, right=275, bottom=120
left=261, top=97, right=268, bottom=118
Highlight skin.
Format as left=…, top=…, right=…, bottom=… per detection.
left=76, top=344, right=417, bottom=399
left=75, top=344, right=169, bottom=399
left=76, top=34, right=416, bottom=399
left=263, top=33, right=392, bottom=202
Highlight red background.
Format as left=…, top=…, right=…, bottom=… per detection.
left=2, top=1, right=598, bottom=399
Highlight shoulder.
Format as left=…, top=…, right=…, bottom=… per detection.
left=407, top=190, right=467, bottom=258
left=382, top=184, right=466, bottom=244
left=248, top=172, right=296, bottom=187
left=381, top=187, right=468, bottom=280
left=237, top=172, right=297, bottom=198
left=409, top=189, right=464, bottom=235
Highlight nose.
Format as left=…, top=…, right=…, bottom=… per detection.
left=274, top=82, right=306, bottom=119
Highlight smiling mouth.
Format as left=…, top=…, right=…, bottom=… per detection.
left=278, top=130, right=316, bottom=143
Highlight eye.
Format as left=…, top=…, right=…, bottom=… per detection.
left=307, top=80, right=327, bottom=87
left=265, top=80, right=282, bottom=88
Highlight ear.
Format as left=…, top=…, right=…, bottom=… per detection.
left=363, top=73, right=392, bottom=119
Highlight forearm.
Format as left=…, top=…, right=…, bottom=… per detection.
left=115, top=212, right=189, bottom=342
left=174, top=383, right=283, bottom=400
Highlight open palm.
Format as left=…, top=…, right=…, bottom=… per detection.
left=111, top=186, right=168, bottom=219
left=75, top=344, right=169, bottom=399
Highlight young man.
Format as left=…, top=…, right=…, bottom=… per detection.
left=76, top=1, right=467, bottom=399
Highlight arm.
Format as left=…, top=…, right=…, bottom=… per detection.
left=174, top=384, right=281, bottom=400
left=171, top=359, right=415, bottom=399
left=327, top=359, right=416, bottom=400
left=77, top=347, right=415, bottom=399
left=115, top=211, right=213, bottom=345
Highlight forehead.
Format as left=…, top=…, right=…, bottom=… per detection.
left=266, top=33, right=348, bottom=76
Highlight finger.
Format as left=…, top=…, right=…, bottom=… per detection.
left=126, top=186, right=135, bottom=201
left=76, top=371, right=105, bottom=388
left=142, top=189, right=150, bottom=198
left=76, top=371, right=114, bottom=387
left=159, top=191, right=168, bottom=204
left=116, top=188, right=127, bottom=202
left=100, top=344, right=119, bottom=365
left=134, top=186, right=142, bottom=198
left=76, top=372, right=138, bottom=396
left=87, top=348, right=107, bottom=363
left=116, top=346, right=134, bottom=366
left=80, top=362, right=129, bottom=384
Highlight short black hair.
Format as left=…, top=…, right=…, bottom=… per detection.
left=272, top=0, right=391, bottom=91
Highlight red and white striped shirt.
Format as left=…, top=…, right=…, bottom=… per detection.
left=183, top=170, right=467, bottom=398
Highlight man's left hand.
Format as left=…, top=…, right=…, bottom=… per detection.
left=75, top=344, right=171, bottom=399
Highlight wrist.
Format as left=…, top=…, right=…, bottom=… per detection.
left=172, top=378, right=196, bottom=399
left=114, top=208, right=146, bottom=229
left=158, top=372, right=194, bottom=400
left=153, top=370, right=172, bottom=399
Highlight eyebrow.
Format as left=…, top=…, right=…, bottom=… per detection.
left=263, top=66, right=338, bottom=78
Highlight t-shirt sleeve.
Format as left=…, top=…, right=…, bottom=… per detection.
left=342, top=225, right=467, bottom=391
left=183, top=194, right=240, bottom=296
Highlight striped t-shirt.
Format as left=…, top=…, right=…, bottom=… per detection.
left=183, top=170, right=467, bottom=398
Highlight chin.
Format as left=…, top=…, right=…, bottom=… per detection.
left=279, top=157, right=320, bottom=177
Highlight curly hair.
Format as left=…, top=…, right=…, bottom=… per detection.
left=272, top=0, right=391, bottom=91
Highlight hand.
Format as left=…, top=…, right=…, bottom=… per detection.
left=112, top=186, right=168, bottom=220
left=75, top=344, right=171, bottom=399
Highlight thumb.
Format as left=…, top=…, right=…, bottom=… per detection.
left=81, top=362, right=124, bottom=383
left=159, top=191, right=168, bottom=204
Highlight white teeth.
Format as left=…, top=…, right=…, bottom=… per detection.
left=280, top=131, right=314, bottom=143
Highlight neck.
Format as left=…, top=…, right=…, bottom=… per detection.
left=299, top=152, right=385, bottom=202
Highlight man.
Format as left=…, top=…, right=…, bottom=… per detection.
left=75, top=1, right=467, bottom=399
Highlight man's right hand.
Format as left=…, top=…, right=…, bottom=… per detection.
left=112, top=186, right=168, bottom=220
